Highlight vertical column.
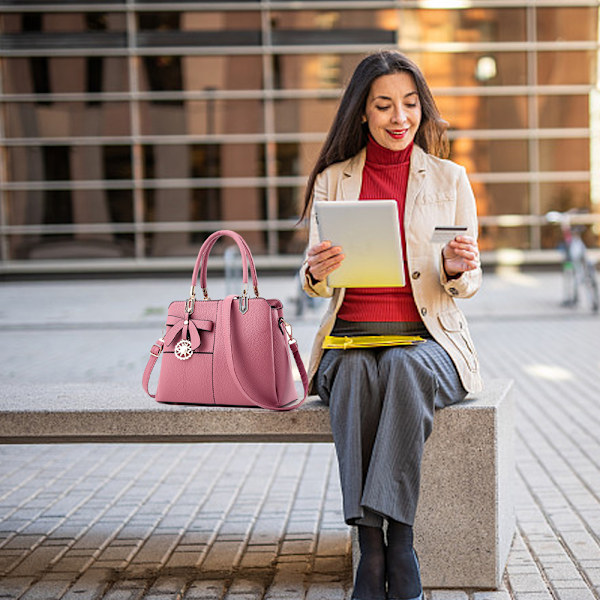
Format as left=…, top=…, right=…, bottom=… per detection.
left=262, top=2, right=279, bottom=257
left=590, top=7, right=600, bottom=211
left=0, top=56, right=8, bottom=262
left=126, top=0, right=145, bottom=260
left=526, top=5, right=541, bottom=251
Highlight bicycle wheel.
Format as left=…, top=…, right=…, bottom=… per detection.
left=583, top=260, right=599, bottom=313
left=561, top=261, right=578, bottom=307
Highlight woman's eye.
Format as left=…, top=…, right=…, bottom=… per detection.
left=376, top=105, right=391, bottom=111
left=405, top=103, right=417, bottom=108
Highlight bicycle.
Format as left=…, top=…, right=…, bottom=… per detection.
left=545, top=210, right=599, bottom=313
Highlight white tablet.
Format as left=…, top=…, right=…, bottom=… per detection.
left=314, top=200, right=405, bottom=288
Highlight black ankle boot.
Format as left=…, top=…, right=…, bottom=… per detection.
left=386, top=520, right=423, bottom=600
left=352, top=525, right=386, bottom=600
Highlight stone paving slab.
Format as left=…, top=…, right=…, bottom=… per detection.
left=1, top=271, right=600, bottom=599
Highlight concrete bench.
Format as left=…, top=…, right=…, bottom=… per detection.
left=0, top=379, right=514, bottom=589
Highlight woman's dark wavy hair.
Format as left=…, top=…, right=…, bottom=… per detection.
left=299, top=50, right=449, bottom=221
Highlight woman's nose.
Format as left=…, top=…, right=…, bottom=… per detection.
left=391, top=106, right=407, bottom=124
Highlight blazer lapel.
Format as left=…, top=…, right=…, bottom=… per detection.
left=405, top=145, right=427, bottom=226
left=340, top=149, right=366, bottom=201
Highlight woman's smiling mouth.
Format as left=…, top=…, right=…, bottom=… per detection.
left=387, top=129, right=409, bottom=139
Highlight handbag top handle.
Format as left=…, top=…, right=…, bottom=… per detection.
left=186, top=230, right=259, bottom=314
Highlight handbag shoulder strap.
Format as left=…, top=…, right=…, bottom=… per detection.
left=143, top=338, right=164, bottom=398
left=220, top=296, right=308, bottom=411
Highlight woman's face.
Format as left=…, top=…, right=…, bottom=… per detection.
left=363, top=71, right=422, bottom=151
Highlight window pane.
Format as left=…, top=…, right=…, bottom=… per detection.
left=2, top=56, right=130, bottom=94
left=138, top=55, right=263, bottom=93
left=415, top=52, right=527, bottom=86
left=538, top=95, right=589, bottom=129
left=537, top=8, right=597, bottom=42
left=273, top=53, right=364, bottom=89
left=6, top=190, right=133, bottom=227
left=3, top=102, right=131, bottom=137
left=478, top=182, right=530, bottom=216
left=480, top=226, right=530, bottom=250
left=0, top=12, right=127, bottom=51
left=539, top=139, right=590, bottom=172
left=138, top=10, right=261, bottom=35
left=538, top=51, right=597, bottom=86
left=8, top=233, right=134, bottom=260
left=438, top=95, right=529, bottom=130
left=399, top=8, right=527, bottom=43
left=139, top=100, right=264, bottom=135
left=540, top=182, right=591, bottom=214
left=5, top=146, right=132, bottom=182
left=141, top=144, right=265, bottom=179
left=450, top=139, right=529, bottom=174
left=274, top=98, right=338, bottom=133
left=181, top=56, right=263, bottom=92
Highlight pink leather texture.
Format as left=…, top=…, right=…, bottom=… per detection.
left=143, top=230, right=308, bottom=410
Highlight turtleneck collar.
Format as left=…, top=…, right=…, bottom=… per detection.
left=365, top=135, right=413, bottom=166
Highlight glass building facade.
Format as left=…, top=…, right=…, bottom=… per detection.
left=0, top=1, right=599, bottom=272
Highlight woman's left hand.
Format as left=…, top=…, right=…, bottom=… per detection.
left=442, top=235, right=480, bottom=277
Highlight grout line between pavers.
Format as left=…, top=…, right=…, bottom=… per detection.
left=516, top=385, right=600, bottom=548
left=13, top=444, right=187, bottom=599
left=516, top=440, right=600, bottom=600
left=191, top=443, right=271, bottom=579
left=227, top=443, right=287, bottom=574
left=2, top=444, right=143, bottom=579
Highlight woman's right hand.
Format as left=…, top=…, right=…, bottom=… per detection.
left=306, top=240, right=345, bottom=283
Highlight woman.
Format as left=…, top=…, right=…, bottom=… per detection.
left=299, top=51, right=482, bottom=600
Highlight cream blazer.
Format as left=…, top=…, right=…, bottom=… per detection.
left=300, top=144, right=483, bottom=394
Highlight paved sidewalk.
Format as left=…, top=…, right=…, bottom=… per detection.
left=1, top=267, right=599, bottom=599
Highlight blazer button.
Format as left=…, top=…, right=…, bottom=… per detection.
left=449, top=287, right=459, bottom=296
left=420, top=307, right=427, bottom=316
left=412, top=271, right=421, bottom=280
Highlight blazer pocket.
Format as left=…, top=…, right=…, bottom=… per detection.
left=437, top=309, right=479, bottom=372
left=419, top=192, right=453, bottom=204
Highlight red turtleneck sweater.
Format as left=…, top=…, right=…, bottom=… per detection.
left=337, top=137, right=422, bottom=323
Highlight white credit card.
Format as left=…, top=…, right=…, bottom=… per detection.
left=430, top=226, right=468, bottom=244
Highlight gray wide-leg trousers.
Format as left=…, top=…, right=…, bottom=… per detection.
left=316, top=340, right=467, bottom=527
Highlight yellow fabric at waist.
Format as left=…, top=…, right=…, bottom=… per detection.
left=322, top=335, right=425, bottom=350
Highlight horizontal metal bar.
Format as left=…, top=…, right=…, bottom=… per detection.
left=469, top=171, right=590, bottom=184
left=448, top=128, right=591, bottom=140
left=0, top=133, right=327, bottom=146
left=1, top=168, right=592, bottom=192
left=478, top=214, right=600, bottom=227
left=0, top=128, right=591, bottom=149
left=0, top=84, right=594, bottom=105
left=2, top=39, right=598, bottom=59
left=0, top=219, right=300, bottom=236
left=3, top=213, right=600, bottom=237
left=0, top=176, right=307, bottom=191
left=1, top=250, right=598, bottom=277
left=2, top=1, right=597, bottom=13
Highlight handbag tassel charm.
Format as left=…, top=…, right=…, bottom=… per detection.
left=174, top=338, right=193, bottom=361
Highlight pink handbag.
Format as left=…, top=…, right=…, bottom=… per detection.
left=143, top=230, right=308, bottom=410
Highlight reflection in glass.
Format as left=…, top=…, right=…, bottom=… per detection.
left=451, top=140, right=529, bottom=175
left=438, top=96, right=528, bottom=131
left=142, top=144, right=265, bottom=180
left=537, top=96, right=589, bottom=129
left=6, top=145, right=132, bottom=182
left=539, top=139, right=589, bottom=173
left=415, top=52, right=527, bottom=87
left=537, top=8, right=597, bottom=42
left=538, top=52, right=597, bottom=86
left=4, top=102, right=131, bottom=138
left=139, top=100, right=264, bottom=135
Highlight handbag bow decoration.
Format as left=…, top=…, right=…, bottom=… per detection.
left=164, top=315, right=214, bottom=350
